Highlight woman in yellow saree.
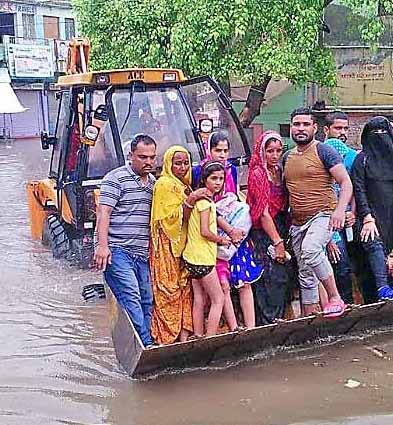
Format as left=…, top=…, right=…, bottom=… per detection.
left=150, top=146, right=209, bottom=344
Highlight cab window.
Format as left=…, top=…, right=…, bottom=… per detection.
left=182, top=79, right=246, bottom=159
left=86, top=90, right=119, bottom=178
left=111, top=87, right=199, bottom=167
left=50, top=91, right=69, bottom=177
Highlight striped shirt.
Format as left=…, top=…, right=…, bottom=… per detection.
left=99, top=164, right=155, bottom=257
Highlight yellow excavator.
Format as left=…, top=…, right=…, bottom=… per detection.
left=27, top=38, right=250, bottom=267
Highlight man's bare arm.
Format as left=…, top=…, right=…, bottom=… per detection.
left=329, top=163, right=353, bottom=230
left=94, top=204, right=113, bottom=271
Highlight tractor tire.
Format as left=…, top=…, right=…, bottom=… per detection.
left=41, top=215, right=51, bottom=246
left=46, top=214, right=71, bottom=259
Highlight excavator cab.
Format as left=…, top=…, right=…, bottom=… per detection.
left=27, top=61, right=250, bottom=266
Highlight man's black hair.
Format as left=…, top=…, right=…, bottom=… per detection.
left=325, top=111, right=349, bottom=127
left=130, top=134, right=156, bottom=152
left=290, top=107, right=316, bottom=123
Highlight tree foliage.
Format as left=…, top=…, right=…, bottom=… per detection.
left=73, top=0, right=393, bottom=123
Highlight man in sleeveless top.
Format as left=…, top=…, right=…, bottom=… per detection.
left=284, top=107, right=353, bottom=317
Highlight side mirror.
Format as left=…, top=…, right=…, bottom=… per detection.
left=93, top=104, right=108, bottom=121
left=41, top=132, right=57, bottom=150
left=199, top=118, right=214, bottom=134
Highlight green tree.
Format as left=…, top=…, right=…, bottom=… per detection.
left=73, top=0, right=393, bottom=127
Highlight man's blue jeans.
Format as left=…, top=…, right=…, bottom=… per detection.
left=104, top=247, right=153, bottom=346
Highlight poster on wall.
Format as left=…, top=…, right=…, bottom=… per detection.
left=55, top=40, right=69, bottom=73
left=7, top=44, right=54, bottom=78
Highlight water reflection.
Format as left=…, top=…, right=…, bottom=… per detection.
left=1, top=140, right=393, bottom=425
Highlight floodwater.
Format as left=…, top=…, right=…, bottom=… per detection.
left=1, top=139, right=393, bottom=425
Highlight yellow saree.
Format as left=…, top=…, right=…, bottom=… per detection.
left=150, top=146, right=193, bottom=344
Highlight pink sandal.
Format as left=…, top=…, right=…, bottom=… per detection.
left=323, top=300, right=347, bottom=318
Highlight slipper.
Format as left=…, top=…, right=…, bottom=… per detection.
left=233, top=326, right=247, bottom=332
left=323, top=300, right=347, bottom=318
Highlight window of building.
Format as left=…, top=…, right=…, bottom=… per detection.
left=22, top=14, right=36, bottom=39
left=279, top=123, right=290, bottom=138
left=65, top=18, right=75, bottom=39
left=43, top=15, right=59, bottom=39
left=0, top=13, right=15, bottom=41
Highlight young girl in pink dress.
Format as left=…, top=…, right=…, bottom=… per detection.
left=193, top=132, right=262, bottom=329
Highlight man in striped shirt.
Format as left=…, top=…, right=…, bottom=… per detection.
left=94, top=134, right=156, bottom=347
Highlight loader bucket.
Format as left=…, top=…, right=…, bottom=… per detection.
left=107, top=288, right=393, bottom=379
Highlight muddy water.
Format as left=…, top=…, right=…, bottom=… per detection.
left=1, top=139, right=393, bottom=425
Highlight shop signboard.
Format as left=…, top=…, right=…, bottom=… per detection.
left=0, top=2, right=36, bottom=13
left=7, top=43, right=54, bottom=78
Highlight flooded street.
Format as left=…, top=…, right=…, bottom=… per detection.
left=1, top=139, right=393, bottom=425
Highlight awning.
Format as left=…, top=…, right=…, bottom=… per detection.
left=0, top=82, right=27, bottom=113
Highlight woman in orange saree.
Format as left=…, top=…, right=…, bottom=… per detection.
left=150, top=145, right=208, bottom=344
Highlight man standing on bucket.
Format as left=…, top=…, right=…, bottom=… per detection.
left=323, top=111, right=357, bottom=305
left=94, top=134, right=157, bottom=348
left=283, top=107, right=353, bottom=317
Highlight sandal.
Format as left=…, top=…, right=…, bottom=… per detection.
left=323, top=300, right=347, bottom=318
left=233, top=326, right=247, bottom=332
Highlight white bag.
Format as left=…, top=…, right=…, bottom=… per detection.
left=216, top=193, right=252, bottom=261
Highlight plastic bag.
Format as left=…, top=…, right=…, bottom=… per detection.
left=216, top=193, right=252, bottom=261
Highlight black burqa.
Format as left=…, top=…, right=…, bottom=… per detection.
left=357, top=116, right=393, bottom=253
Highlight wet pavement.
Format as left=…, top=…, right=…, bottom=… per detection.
left=1, top=139, right=393, bottom=425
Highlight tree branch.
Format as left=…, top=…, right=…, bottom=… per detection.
left=239, top=76, right=272, bottom=128
left=323, top=0, right=335, bottom=8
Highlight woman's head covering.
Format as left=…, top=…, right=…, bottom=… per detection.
left=161, top=145, right=192, bottom=186
left=151, top=145, right=191, bottom=257
left=325, top=137, right=357, bottom=173
left=247, top=130, right=284, bottom=225
left=203, top=131, right=229, bottom=162
left=361, top=116, right=393, bottom=180
left=200, top=131, right=237, bottom=196
left=249, top=130, right=283, bottom=179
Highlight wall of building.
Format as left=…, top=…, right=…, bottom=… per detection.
left=0, top=0, right=75, bottom=139
left=232, top=84, right=306, bottom=150
left=315, top=46, right=393, bottom=148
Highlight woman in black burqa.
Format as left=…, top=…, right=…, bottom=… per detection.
left=351, top=116, right=393, bottom=300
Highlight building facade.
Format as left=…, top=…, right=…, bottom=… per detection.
left=0, top=0, right=75, bottom=138
left=314, top=1, right=393, bottom=148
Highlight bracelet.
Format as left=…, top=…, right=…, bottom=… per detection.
left=183, top=200, right=195, bottom=209
left=363, top=218, right=375, bottom=225
left=273, top=238, right=284, bottom=247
